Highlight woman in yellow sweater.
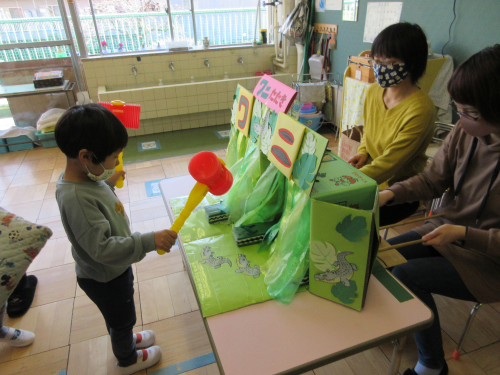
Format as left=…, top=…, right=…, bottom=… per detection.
left=348, top=23, right=436, bottom=226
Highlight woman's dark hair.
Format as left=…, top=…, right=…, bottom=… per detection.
left=371, top=22, right=428, bottom=84
left=448, top=44, right=500, bottom=124
left=55, top=103, right=128, bottom=163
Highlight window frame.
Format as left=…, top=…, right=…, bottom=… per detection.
left=79, top=0, right=270, bottom=57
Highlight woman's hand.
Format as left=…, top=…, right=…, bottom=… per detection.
left=154, top=229, right=178, bottom=253
left=108, top=170, right=126, bottom=186
left=379, top=190, right=395, bottom=207
left=348, top=154, right=367, bottom=169
left=422, top=224, right=467, bottom=246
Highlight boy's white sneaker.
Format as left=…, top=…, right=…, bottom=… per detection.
left=0, top=328, right=35, bottom=347
left=133, top=330, right=155, bottom=349
left=119, top=345, right=162, bottom=375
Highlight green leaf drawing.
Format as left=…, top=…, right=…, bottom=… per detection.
left=302, top=132, right=316, bottom=155
left=331, top=280, right=358, bottom=304
left=230, top=98, right=238, bottom=125
left=261, top=124, right=272, bottom=155
left=260, top=105, right=269, bottom=125
left=250, top=118, right=260, bottom=143
left=336, top=215, right=368, bottom=242
left=268, top=110, right=278, bottom=132
left=310, top=241, right=337, bottom=272
left=250, top=102, right=263, bottom=143
left=292, top=153, right=318, bottom=189
left=253, top=100, right=262, bottom=119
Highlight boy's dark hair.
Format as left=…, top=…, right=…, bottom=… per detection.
left=371, top=22, right=428, bottom=84
left=55, top=103, right=128, bottom=163
left=448, top=44, right=500, bottom=125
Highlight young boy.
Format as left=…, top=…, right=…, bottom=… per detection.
left=55, top=104, right=177, bottom=374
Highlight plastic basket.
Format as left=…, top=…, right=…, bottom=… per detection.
left=98, top=100, right=141, bottom=129
left=35, top=130, right=57, bottom=148
left=6, top=135, right=34, bottom=152
left=0, top=138, right=7, bottom=154
left=300, top=107, right=317, bottom=114
left=299, top=114, right=324, bottom=132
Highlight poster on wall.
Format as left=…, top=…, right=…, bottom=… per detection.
left=326, top=0, right=342, bottom=11
left=316, top=0, right=326, bottom=12
left=363, top=2, right=402, bottom=43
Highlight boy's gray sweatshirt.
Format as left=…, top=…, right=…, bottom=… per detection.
left=56, top=174, right=155, bottom=282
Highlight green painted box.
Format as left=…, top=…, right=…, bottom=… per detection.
left=309, top=152, right=379, bottom=311
left=311, top=152, right=377, bottom=211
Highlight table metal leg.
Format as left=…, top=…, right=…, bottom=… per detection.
left=389, top=336, right=407, bottom=375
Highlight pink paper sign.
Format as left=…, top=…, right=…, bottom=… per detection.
left=253, top=75, right=297, bottom=114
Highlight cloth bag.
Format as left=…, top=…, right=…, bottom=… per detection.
left=36, top=108, right=65, bottom=132
left=0, top=208, right=52, bottom=306
left=339, top=126, right=363, bottom=162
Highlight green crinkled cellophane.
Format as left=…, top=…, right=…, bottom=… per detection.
left=234, top=163, right=286, bottom=228
left=224, top=124, right=239, bottom=169
left=263, top=180, right=311, bottom=304
left=257, top=177, right=298, bottom=254
left=220, top=146, right=265, bottom=223
left=181, top=225, right=273, bottom=317
left=170, top=194, right=229, bottom=244
left=236, top=130, right=249, bottom=161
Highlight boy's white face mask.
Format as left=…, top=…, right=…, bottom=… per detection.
left=85, top=154, right=116, bottom=182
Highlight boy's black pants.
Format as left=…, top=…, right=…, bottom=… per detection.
left=77, top=266, right=137, bottom=367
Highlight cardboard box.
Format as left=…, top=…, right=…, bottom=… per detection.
left=349, top=56, right=375, bottom=83
left=33, top=70, right=64, bottom=88
left=311, top=152, right=376, bottom=211
left=309, top=152, right=379, bottom=311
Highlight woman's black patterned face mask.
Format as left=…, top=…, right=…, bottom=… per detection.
left=372, top=62, right=409, bottom=88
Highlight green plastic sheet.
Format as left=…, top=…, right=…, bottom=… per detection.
left=184, top=232, right=272, bottom=317
left=170, top=195, right=229, bottom=244
left=224, top=124, right=239, bottom=169
left=234, top=163, right=286, bottom=228
left=236, top=130, right=249, bottom=162
left=263, top=180, right=311, bottom=304
left=221, top=146, right=267, bottom=223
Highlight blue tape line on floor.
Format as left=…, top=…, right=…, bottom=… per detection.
left=149, top=352, right=216, bottom=375
left=59, top=370, right=66, bottom=375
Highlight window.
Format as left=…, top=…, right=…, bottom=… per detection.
left=0, top=0, right=270, bottom=60
left=75, top=0, right=268, bottom=56
left=8, top=8, right=24, bottom=19
left=50, top=6, right=61, bottom=17
left=193, top=1, right=265, bottom=46
left=74, top=0, right=174, bottom=54
left=0, top=0, right=70, bottom=62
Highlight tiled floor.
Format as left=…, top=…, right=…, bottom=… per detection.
left=0, top=136, right=499, bottom=375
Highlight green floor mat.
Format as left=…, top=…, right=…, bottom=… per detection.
left=123, top=124, right=230, bottom=165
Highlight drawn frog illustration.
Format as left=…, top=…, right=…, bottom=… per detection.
left=314, top=251, right=357, bottom=286
left=198, top=246, right=232, bottom=269
left=331, top=175, right=358, bottom=186
left=235, top=254, right=261, bottom=278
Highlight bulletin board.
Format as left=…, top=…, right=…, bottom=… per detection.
left=363, top=2, right=402, bottom=43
